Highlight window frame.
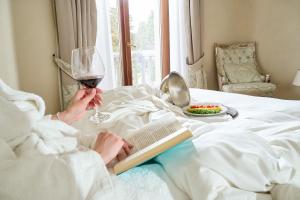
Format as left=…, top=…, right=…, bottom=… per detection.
left=118, top=0, right=170, bottom=85
left=119, top=0, right=133, bottom=85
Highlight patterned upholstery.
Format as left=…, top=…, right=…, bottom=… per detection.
left=223, top=63, right=263, bottom=83
left=215, top=42, right=276, bottom=97
left=222, top=82, right=276, bottom=97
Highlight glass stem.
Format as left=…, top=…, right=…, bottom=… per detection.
left=95, top=105, right=100, bottom=118
left=89, top=101, right=110, bottom=124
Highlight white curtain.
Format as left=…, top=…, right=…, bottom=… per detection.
left=169, top=0, right=188, bottom=78
left=95, top=0, right=119, bottom=90
left=169, top=0, right=207, bottom=89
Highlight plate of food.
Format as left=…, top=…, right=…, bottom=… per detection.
left=183, top=103, right=227, bottom=117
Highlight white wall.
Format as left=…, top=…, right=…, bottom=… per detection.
left=0, top=0, right=19, bottom=89
left=202, top=0, right=253, bottom=90
left=11, top=0, right=60, bottom=113
left=248, top=0, right=300, bottom=99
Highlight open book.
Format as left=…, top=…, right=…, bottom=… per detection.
left=113, top=117, right=193, bottom=174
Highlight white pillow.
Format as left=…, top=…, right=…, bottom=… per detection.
left=224, top=63, right=262, bottom=84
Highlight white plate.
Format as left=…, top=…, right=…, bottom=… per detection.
left=183, top=103, right=228, bottom=117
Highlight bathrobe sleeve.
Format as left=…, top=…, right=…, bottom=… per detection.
left=0, top=139, right=112, bottom=200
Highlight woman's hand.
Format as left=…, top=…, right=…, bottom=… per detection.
left=93, top=132, right=133, bottom=165
left=53, top=88, right=102, bottom=124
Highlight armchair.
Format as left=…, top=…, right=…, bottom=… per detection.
left=215, top=42, right=276, bottom=97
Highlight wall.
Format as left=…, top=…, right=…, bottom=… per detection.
left=11, top=0, right=60, bottom=113
left=0, top=0, right=19, bottom=89
left=202, top=0, right=253, bottom=90
left=249, top=0, right=300, bottom=99
left=202, top=0, right=300, bottom=99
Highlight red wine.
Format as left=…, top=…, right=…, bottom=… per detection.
left=78, top=76, right=103, bottom=88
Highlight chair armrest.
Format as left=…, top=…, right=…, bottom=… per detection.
left=217, top=75, right=228, bottom=90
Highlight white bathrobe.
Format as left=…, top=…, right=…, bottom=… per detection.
left=0, top=79, right=111, bottom=200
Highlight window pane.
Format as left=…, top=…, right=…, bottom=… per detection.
left=128, top=0, right=161, bottom=85
left=108, top=0, right=122, bottom=87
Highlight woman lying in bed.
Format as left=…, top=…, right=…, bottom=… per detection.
left=0, top=80, right=136, bottom=200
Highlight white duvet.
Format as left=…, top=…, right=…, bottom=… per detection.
left=75, top=85, right=300, bottom=200
left=1, top=79, right=300, bottom=200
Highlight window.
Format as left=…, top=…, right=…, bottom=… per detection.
left=108, top=0, right=170, bottom=86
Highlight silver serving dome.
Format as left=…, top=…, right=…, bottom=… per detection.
left=160, top=72, right=190, bottom=108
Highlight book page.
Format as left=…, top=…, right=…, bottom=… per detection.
left=125, top=117, right=182, bottom=154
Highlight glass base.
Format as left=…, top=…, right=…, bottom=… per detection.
left=89, top=112, right=111, bottom=124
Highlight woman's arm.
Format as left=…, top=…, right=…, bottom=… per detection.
left=51, top=89, right=133, bottom=163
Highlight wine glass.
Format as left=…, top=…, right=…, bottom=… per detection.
left=71, top=46, right=110, bottom=124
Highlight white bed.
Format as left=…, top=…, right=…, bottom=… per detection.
left=71, top=85, right=300, bottom=200
left=1, top=81, right=300, bottom=200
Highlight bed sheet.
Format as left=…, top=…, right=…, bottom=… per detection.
left=73, top=86, right=300, bottom=200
